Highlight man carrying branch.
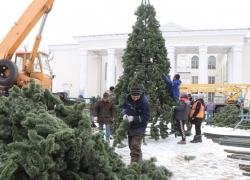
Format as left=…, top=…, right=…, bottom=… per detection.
left=122, top=87, right=150, bottom=164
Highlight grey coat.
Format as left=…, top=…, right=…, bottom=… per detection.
left=174, top=99, right=190, bottom=120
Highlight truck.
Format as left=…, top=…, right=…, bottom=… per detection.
left=180, top=84, right=250, bottom=113
left=0, top=0, right=76, bottom=105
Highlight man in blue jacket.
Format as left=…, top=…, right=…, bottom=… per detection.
left=163, top=73, right=182, bottom=100
left=122, top=87, right=150, bottom=164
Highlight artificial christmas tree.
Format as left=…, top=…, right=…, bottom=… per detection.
left=112, top=1, right=176, bottom=141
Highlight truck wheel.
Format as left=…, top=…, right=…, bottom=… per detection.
left=0, top=59, right=18, bottom=85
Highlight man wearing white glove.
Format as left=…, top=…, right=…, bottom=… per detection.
left=93, top=93, right=115, bottom=142
left=122, top=87, right=150, bottom=164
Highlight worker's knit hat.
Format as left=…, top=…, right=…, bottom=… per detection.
left=103, top=93, right=109, bottom=99
left=198, top=94, right=204, bottom=99
left=130, top=87, right=141, bottom=96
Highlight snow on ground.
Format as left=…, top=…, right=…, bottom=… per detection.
left=112, top=123, right=250, bottom=180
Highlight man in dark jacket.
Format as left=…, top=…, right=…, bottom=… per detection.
left=163, top=73, right=182, bottom=100
left=188, top=94, right=195, bottom=107
left=93, top=93, right=115, bottom=142
left=173, top=91, right=190, bottom=144
left=122, top=87, right=150, bottom=164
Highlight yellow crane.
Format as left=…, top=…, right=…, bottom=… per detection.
left=180, top=84, right=250, bottom=112
left=0, top=0, right=77, bottom=105
left=0, top=0, right=54, bottom=95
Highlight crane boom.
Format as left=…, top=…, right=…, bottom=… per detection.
left=0, top=0, right=54, bottom=60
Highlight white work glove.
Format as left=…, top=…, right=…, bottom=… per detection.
left=127, top=116, right=134, bottom=122
left=123, top=115, right=128, bottom=120
left=94, top=117, right=98, bottom=121
left=172, top=106, right=175, bottom=109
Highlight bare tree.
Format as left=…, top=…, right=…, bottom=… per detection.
left=43, top=48, right=54, bottom=91
left=43, top=48, right=54, bottom=74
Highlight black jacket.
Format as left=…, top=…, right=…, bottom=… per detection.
left=174, top=98, right=190, bottom=120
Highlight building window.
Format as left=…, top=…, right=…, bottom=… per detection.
left=191, top=56, right=199, bottom=69
left=105, top=63, right=107, bottom=81
left=208, top=76, right=215, bottom=84
left=192, top=76, right=198, bottom=84
left=208, top=92, right=215, bottom=102
left=208, top=56, right=216, bottom=69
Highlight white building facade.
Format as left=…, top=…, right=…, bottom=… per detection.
left=50, top=23, right=250, bottom=102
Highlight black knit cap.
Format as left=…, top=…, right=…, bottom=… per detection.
left=103, top=93, right=109, bottom=99
left=109, top=86, right=114, bottom=91
left=130, top=87, right=141, bottom=96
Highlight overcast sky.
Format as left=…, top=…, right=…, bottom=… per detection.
left=1, top=0, right=250, bottom=51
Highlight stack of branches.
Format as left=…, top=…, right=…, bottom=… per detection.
left=213, top=105, right=250, bottom=129
left=0, top=79, right=172, bottom=180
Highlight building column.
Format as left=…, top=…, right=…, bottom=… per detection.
left=198, top=45, right=208, bottom=84
left=106, top=49, right=116, bottom=90
left=232, top=45, right=243, bottom=84
left=116, top=54, right=123, bottom=82
left=175, top=54, right=178, bottom=74
left=227, top=51, right=233, bottom=84
left=167, top=47, right=175, bottom=78
left=79, top=49, right=88, bottom=97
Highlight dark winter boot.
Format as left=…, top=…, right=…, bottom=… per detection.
left=197, top=135, right=202, bottom=142
left=190, top=135, right=199, bottom=143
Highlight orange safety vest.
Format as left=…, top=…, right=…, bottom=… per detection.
left=190, top=101, right=204, bottom=118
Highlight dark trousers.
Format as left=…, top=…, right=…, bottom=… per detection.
left=192, top=118, right=202, bottom=136
left=176, top=120, right=186, bottom=140
left=195, top=125, right=201, bottom=135
left=128, top=134, right=144, bottom=164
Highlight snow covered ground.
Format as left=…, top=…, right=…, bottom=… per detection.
left=113, top=123, right=250, bottom=180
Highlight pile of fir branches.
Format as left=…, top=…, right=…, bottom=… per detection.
left=0, top=79, right=172, bottom=180
left=213, top=105, right=250, bottom=129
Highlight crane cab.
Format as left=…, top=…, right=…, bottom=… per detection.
left=14, top=52, right=52, bottom=90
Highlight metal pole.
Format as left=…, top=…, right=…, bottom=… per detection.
left=141, top=0, right=150, bottom=5
left=38, top=13, right=49, bottom=35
